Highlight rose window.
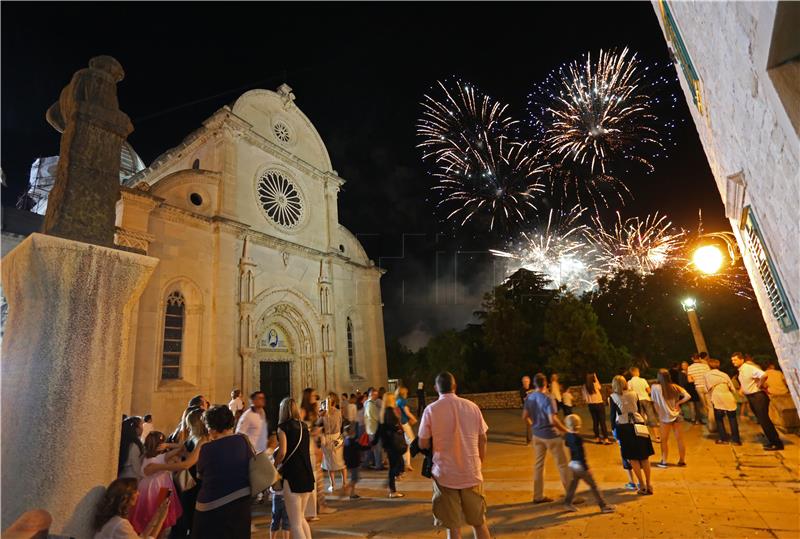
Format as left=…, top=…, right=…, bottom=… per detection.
left=257, top=170, right=304, bottom=229
left=273, top=121, right=291, bottom=143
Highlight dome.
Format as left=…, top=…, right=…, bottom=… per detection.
left=120, top=141, right=146, bottom=182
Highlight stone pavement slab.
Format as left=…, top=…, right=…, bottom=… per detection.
left=252, top=408, right=799, bottom=538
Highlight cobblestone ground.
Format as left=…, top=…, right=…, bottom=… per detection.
left=253, top=408, right=799, bottom=538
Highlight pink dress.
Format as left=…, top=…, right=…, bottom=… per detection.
left=128, top=454, right=183, bottom=533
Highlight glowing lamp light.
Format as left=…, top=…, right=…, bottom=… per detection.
left=682, top=297, right=697, bottom=311
left=693, top=244, right=725, bottom=275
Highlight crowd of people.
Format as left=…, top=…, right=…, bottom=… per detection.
left=100, top=384, right=429, bottom=538
left=89, top=350, right=790, bottom=539
left=520, top=351, right=789, bottom=507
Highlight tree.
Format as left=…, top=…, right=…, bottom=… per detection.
left=543, top=293, right=629, bottom=385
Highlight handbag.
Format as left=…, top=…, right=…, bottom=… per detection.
left=634, top=423, right=651, bottom=438
left=175, top=468, right=196, bottom=492
left=358, top=431, right=370, bottom=448
left=241, top=434, right=281, bottom=496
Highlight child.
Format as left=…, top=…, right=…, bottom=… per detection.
left=563, top=415, right=615, bottom=514
left=128, top=431, right=184, bottom=537
left=343, top=423, right=361, bottom=499
left=269, top=482, right=289, bottom=539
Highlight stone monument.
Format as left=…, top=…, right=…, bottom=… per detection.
left=43, top=55, right=133, bottom=247
left=1, top=56, right=157, bottom=537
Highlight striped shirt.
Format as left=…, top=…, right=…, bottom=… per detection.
left=687, top=361, right=710, bottom=391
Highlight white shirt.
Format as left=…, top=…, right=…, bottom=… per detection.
left=236, top=407, right=268, bottom=453
left=628, top=376, right=651, bottom=401
left=738, top=362, right=766, bottom=395
left=364, top=398, right=381, bottom=435
left=687, top=362, right=710, bottom=391
left=228, top=397, right=244, bottom=414
left=651, top=383, right=690, bottom=424
left=344, top=402, right=357, bottom=423
left=705, top=369, right=737, bottom=411
left=94, top=516, right=141, bottom=539
left=551, top=381, right=562, bottom=402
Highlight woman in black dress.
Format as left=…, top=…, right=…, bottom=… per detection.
left=609, top=375, right=655, bottom=495
left=275, top=397, right=315, bottom=539
left=379, top=393, right=407, bottom=498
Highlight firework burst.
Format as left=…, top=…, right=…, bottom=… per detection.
left=491, top=205, right=600, bottom=293
left=418, top=80, right=546, bottom=231
left=586, top=212, right=686, bottom=275
left=529, top=48, right=677, bottom=213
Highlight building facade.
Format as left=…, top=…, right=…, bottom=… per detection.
left=652, top=1, right=799, bottom=408
left=111, top=85, right=387, bottom=429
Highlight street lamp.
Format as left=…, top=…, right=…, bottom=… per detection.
left=681, top=297, right=708, bottom=354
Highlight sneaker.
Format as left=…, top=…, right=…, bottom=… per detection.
left=764, top=445, right=783, bottom=451
left=388, top=492, right=405, bottom=498
left=601, top=505, right=616, bottom=513
left=326, top=485, right=335, bottom=493
left=563, top=504, right=579, bottom=512
left=349, top=494, right=361, bottom=500
left=533, top=496, right=554, bottom=504
left=655, top=461, right=668, bottom=469
left=319, top=506, right=337, bottom=514
left=624, top=482, right=638, bottom=490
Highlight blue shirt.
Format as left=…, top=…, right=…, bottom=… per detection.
left=524, top=391, right=558, bottom=439
left=397, top=397, right=409, bottom=424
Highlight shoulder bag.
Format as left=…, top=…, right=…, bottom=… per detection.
left=242, top=434, right=281, bottom=496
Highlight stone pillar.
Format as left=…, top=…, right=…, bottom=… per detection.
left=1, top=233, right=157, bottom=536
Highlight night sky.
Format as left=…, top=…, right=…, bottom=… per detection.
left=1, top=2, right=726, bottom=348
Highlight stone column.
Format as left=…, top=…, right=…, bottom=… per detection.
left=1, top=233, right=157, bottom=536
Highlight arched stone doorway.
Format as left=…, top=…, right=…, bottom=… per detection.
left=250, top=294, right=319, bottom=427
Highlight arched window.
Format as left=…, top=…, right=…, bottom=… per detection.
left=346, top=317, right=356, bottom=376
left=161, top=291, right=185, bottom=379
left=192, top=158, right=200, bottom=169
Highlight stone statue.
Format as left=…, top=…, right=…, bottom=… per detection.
left=43, top=55, right=133, bottom=246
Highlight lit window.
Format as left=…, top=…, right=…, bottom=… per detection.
left=659, top=0, right=704, bottom=114
left=161, top=291, right=185, bottom=379
left=742, top=208, right=797, bottom=332
left=347, top=317, right=356, bottom=375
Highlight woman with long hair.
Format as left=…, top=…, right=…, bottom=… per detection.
left=581, top=373, right=611, bottom=444
left=275, top=397, right=315, bottom=539
left=318, top=392, right=347, bottom=492
left=379, top=393, right=407, bottom=498
left=119, top=417, right=146, bottom=481
left=299, top=387, right=333, bottom=519
left=609, top=375, right=655, bottom=495
left=169, top=408, right=208, bottom=538
left=651, top=368, right=691, bottom=468
left=93, top=478, right=171, bottom=538
left=394, top=386, right=417, bottom=471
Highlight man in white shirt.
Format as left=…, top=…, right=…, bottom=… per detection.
left=731, top=353, right=784, bottom=450
left=628, top=367, right=660, bottom=441
left=418, top=372, right=490, bottom=539
left=236, top=390, right=268, bottom=453
left=687, top=353, right=716, bottom=432
left=364, top=387, right=385, bottom=470
left=228, top=389, right=245, bottom=424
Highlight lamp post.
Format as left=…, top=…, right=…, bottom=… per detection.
left=681, top=297, right=708, bottom=354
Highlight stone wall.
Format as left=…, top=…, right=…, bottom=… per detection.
left=651, top=1, right=800, bottom=411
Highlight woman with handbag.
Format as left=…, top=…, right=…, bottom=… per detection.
left=609, top=375, right=655, bottom=495
left=191, top=405, right=251, bottom=539
left=379, top=393, right=407, bottom=498
left=318, top=393, right=347, bottom=493
left=651, top=369, right=692, bottom=469
left=275, top=397, right=315, bottom=539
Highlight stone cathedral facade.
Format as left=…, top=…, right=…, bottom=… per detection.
left=115, top=85, right=387, bottom=428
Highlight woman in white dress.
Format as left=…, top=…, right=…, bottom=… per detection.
left=318, top=392, right=347, bottom=492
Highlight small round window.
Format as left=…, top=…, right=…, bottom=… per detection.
left=256, top=170, right=304, bottom=229
left=189, top=193, right=203, bottom=206
left=272, top=121, right=291, bottom=144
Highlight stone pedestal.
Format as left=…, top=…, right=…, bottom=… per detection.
left=1, top=233, right=157, bottom=537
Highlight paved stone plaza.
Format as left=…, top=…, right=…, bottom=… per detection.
left=253, top=408, right=799, bottom=538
